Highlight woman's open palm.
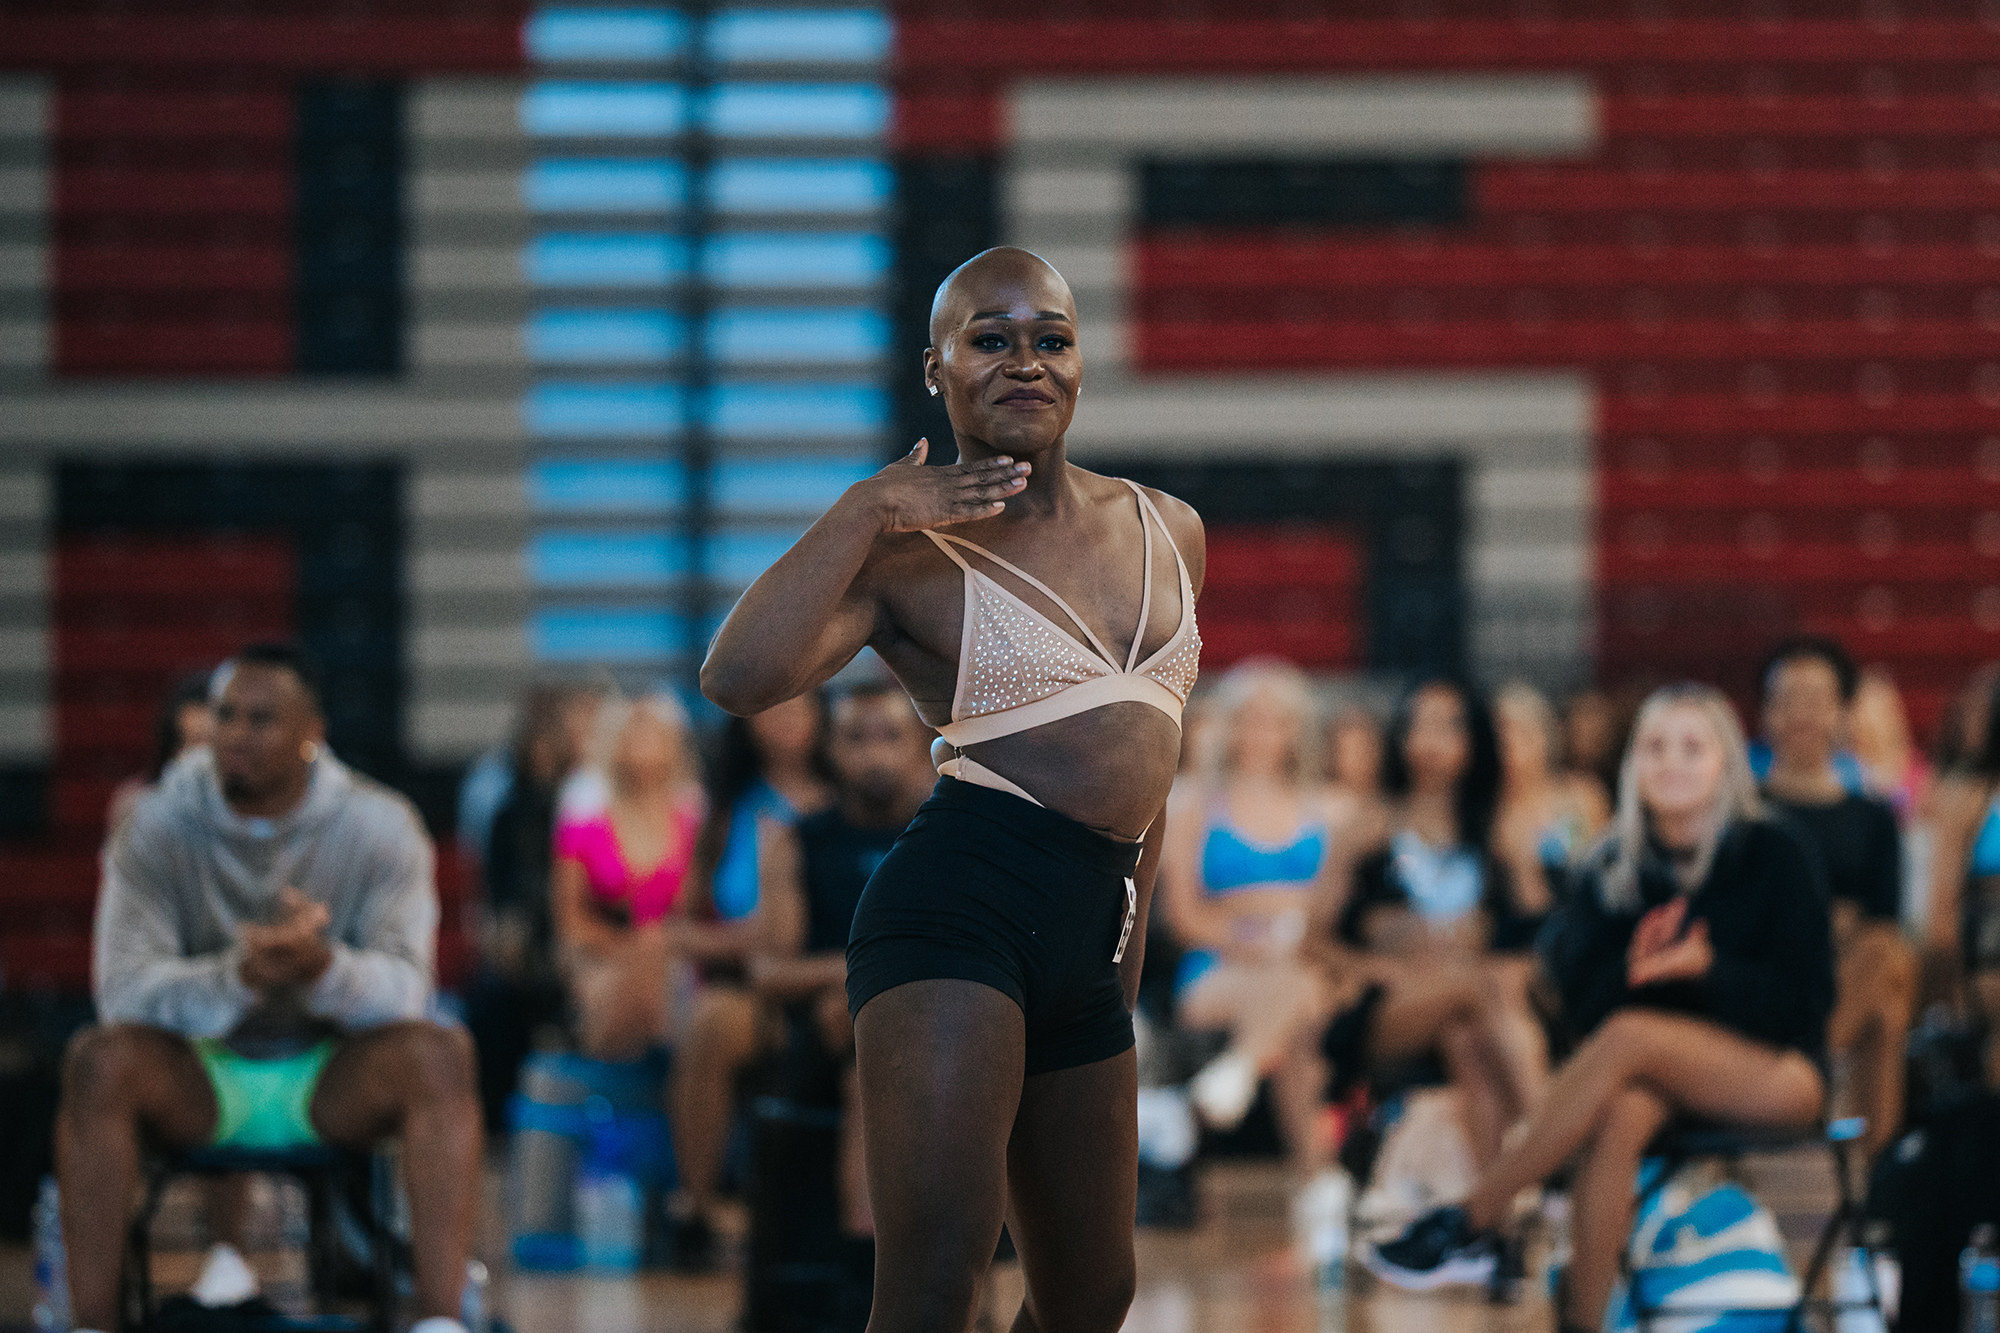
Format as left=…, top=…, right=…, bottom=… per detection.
left=869, top=438, right=1030, bottom=533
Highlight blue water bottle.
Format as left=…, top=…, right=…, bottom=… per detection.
left=1963, top=1223, right=2000, bottom=1333
left=33, top=1176, right=69, bottom=1333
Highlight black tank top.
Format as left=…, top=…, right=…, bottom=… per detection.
left=798, top=807, right=903, bottom=953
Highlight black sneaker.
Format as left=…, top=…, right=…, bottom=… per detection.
left=1486, top=1228, right=1527, bottom=1304
left=1363, top=1206, right=1497, bottom=1290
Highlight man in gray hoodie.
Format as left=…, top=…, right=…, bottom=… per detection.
left=56, top=644, right=481, bottom=1333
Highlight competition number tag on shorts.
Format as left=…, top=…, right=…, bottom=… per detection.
left=1113, top=877, right=1138, bottom=964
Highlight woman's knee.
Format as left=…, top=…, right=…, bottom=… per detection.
left=1030, top=1263, right=1136, bottom=1333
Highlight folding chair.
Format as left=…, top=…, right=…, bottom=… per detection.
left=123, top=1144, right=399, bottom=1333
left=1624, top=1116, right=1885, bottom=1333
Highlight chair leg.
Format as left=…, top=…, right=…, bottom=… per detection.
left=122, top=1166, right=174, bottom=1333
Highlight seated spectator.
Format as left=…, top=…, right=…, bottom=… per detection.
left=1561, top=686, right=1625, bottom=799
left=106, top=669, right=216, bottom=835
left=663, top=694, right=832, bottom=1270
left=1926, top=665, right=2000, bottom=1085
left=58, top=643, right=480, bottom=1333
left=465, top=683, right=593, bottom=1133
left=1158, top=662, right=1353, bottom=1186
left=1493, top=681, right=1611, bottom=908
left=1760, top=637, right=1916, bottom=1154
left=1368, top=684, right=1832, bottom=1333
left=551, top=693, right=705, bottom=1062
left=1308, top=678, right=1550, bottom=1174
left=751, top=681, right=934, bottom=1311
left=1325, top=703, right=1385, bottom=810
left=1850, top=667, right=1933, bottom=827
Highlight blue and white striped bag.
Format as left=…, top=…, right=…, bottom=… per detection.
left=1606, top=1159, right=1800, bottom=1333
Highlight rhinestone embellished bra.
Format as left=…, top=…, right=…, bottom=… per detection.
left=922, top=478, right=1201, bottom=760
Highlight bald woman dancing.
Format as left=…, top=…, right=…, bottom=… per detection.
left=702, top=248, right=1204, bottom=1332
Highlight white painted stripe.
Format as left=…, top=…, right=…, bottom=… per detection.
left=1007, top=242, right=1124, bottom=299
left=0, top=471, right=48, bottom=524
left=1010, top=75, right=1599, bottom=157
left=413, top=624, right=529, bottom=670
left=0, top=552, right=46, bottom=596
left=1471, top=541, right=1589, bottom=590
left=410, top=245, right=526, bottom=293
left=0, top=244, right=47, bottom=292
left=0, top=702, right=48, bottom=759
left=0, top=320, right=47, bottom=370
left=409, top=80, right=526, bottom=142
left=0, top=626, right=45, bottom=671
left=1475, top=465, right=1590, bottom=514
left=1005, top=166, right=1131, bottom=225
left=411, top=699, right=518, bottom=761
left=0, top=169, right=48, bottom=215
left=0, top=389, right=525, bottom=447
left=411, top=321, right=527, bottom=369
left=413, top=472, right=527, bottom=520
left=1064, top=373, right=1593, bottom=452
left=412, top=548, right=528, bottom=595
left=0, top=77, right=49, bottom=136
left=412, top=170, right=530, bottom=218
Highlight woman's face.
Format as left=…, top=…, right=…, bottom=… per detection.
left=1228, top=687, right=1301, bottom=780
left=924, top=253, right=1081, bottom=460
left=749, top=695, right=822, bottom=768
left=1496, top=698, right=1550, bottom=783
left=612, top=708, right=682, bottom=790
left=1328, top=716, right=1382, bottom=791
left=1632, top=703, right=1728, bottom=826
left=1403, top=685, right=1471, bottom=791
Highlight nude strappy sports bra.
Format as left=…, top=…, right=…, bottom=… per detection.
left=922, top=478, right=1201, bottom=808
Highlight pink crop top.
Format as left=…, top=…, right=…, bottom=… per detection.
left=555, top=802, right=703, bottom=927
left=923, top=478, right=1201, bottom=787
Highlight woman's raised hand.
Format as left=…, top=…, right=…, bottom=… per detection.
left=862, top=438, right=1031, bottom=533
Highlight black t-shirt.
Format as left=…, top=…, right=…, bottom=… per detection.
left=797, top=807, right=903, bottom=955
left=1763, top=789, right=1902, bottom=923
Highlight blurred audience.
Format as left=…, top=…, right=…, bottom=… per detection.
left=465, top=683, right=597, bottom=1132
left=62, top=644, right=478, bottom=1333
left=1759, top=637, right=1914, bottom=1154
left=662, top=694, right=832, bottom=1270
left=1850, top=667, right=1933, bottom=825
left=106, top=670, right=215, bottom=834
left=1559, top=687, right=1624, bottom=797
left=1309, top=679, right=1549, bottom=1175
left=551, top=694, right=706, bottom=1062
left=1926, top=666, right=2000, bottom=1085
left=745, top=681, right=934, bottom=1312
left=1368, top=684, right=1833, bottom=1333
left=1158, top=662, right=1352, bottom=1181
left=1325, top=703, right=1386, bottom=809
left=1492, top=681, right=1611, bottom=910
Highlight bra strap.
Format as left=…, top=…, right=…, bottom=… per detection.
left=1121, top=479, right=1155, bottom=673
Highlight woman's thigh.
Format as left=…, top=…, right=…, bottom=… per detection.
left=1007, top=1048, right=1139, bottom=1333
left=855, top=979, right=1026, bottom=1328
left=1366, top=964, right=1481, bottom=1063
left=1599, top=1011, right=1825, bottom=1128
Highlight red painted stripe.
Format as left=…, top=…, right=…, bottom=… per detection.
left=55, top=88, right=294, bottom=141
left=892, top=90, right=1001, bottom=154
left=1204, top=526, right=1362, bottom=590
left=54, top=320, right=292, bottom=375
left=1479, top=165, right=2000, bottom=214
left=1603, top=94, right=2000, bottom=139
left=56, top=537, right=295, bottom=598
left=1601, top=468, right=2000, bottom=511
left=1136, top=237, right=2000, bottom=292
left=1598, top=391, right=2000, bottom=435
left=1600, top=541, right=1991, bottom=584
left=55, top=243, right=291, bottom=294
left=1198, top=616, right=1359, bottom=670
left=1139, top=316, right=2000, bottom=370
left=0, top=15, right=525, bottom=72
left=54, top=168, right=291, bottom=218
left=894, top=19, right=2000, bottom=75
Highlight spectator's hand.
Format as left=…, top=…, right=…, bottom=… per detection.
left=1627, top=899, right=1712, bottom=987
left=239, top=886, right=333, bottom=991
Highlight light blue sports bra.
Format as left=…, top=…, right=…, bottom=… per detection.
left=1200, top=816, right=1329, bottom=895
left=1971, top=798, right=2000, bottom=878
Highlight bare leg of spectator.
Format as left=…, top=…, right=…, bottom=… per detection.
left=310, top=1022, right=482, bottom=1321
left=570, top=925, right=672, bottom=1062
left=1563, top=1086, right=1671, bottom=1327
left=1268, top=1029, right=1331, bottom=1176
left=1828, top=925, right=1916, bottom=1154
left=56, top=1025, right=219, bottom=1331
left=1368, top=970, right=1516, bottom=1168
left=202, top=1176, right=254, bottom=1250
left=1480, top=956, right=1552, bottom=1119
left=670, top=985, right=762, bottom=1223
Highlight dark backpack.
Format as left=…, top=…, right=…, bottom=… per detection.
left=1868, top=1091, right=2000, bottom=1332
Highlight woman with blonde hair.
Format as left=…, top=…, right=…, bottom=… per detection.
left=1157, top=660, right=1352, bottom=1172
left=1368, top=685, right=1833, bottom=1333
left=551, top=692, right=708, bottom=1060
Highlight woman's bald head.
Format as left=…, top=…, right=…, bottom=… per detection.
left=928, top=247, right=1075, bottom=347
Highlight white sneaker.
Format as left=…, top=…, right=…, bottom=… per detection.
left=192, top=1242, right=259, bottom=1308
left=1189, top=1051, right=1258, bottom=1131
left=409, top=1319, right=469, bottom=1333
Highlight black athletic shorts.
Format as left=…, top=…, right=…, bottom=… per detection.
left=846, top=776, right=1144, bottom=1077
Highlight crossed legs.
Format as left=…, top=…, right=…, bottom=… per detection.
left=57, top=1022, right=481, bottom=1331
left=855, top=979, right=1136, bottom=1333
left=1827, top=923, right=1917, bottom=1155
left=1456, top=1010, right=1824, bottom=1329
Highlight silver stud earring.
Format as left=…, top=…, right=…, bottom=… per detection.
left=927, top=385, right=939, bottom=397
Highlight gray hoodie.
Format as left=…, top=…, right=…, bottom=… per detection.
left=94, top=748, right=437, bottom=1048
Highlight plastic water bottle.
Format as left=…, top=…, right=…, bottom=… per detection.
left=32, top=1176, right=69, bottom=1333
left=1292, top=1167, right=1352, bottom=1289
left=460, top=1259, right=490, bottom=1333
left=575, top=1099, right=641, bottom=1271
left=1963, top=1223, right=2000, bottom=1333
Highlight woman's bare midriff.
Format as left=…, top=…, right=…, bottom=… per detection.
left=950, top=702, right=1184, bottom=840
